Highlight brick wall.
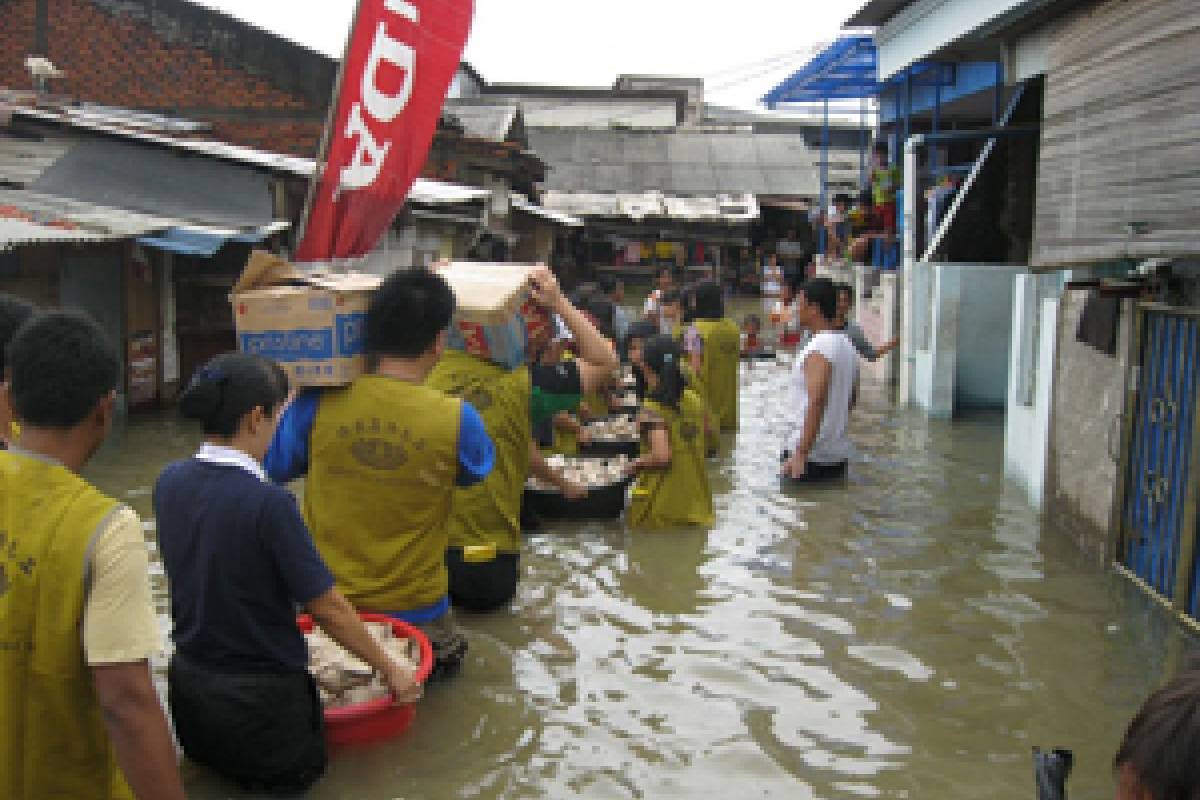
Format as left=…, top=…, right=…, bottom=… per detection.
left=0, top=0, right=331, bottom=156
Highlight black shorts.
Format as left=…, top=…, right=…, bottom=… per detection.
left=446, top=547, right=520, bottom=613
left=169, top=653, right=326, bottom=795
left=780, top=451, right=848, bottom=484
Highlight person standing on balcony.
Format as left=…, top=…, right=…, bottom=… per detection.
left=869, top=143, right=901, bottom=234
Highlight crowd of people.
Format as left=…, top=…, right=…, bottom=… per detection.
left=0, top=261, right=1196, bottom=798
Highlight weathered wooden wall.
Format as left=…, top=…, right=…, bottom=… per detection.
left=1033, top=0, right=1200, bottom=267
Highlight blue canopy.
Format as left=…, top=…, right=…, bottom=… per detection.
left=763, top=36, right=879, bottom=107
left=763, top=36, right=956, bottom=108
left=137, top=225, right=284, bottom=257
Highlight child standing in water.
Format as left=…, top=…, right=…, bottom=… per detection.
left=155, top=353, right=421, bottom=795
left=626, top=335, right=714, bottom=528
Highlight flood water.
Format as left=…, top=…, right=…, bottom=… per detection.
left=83, top=309, right=1198, bottom=799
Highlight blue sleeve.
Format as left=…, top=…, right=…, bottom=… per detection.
left=264, top=390, right=321, bottom=484
left=264, top=488, right=335, bottom=605
left=456, top=401, right=495, bottom=487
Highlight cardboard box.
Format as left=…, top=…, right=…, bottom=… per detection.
left=439, top=262, right=543, bottom=370
left=440, top=262, right=537, bottom=326
left=231, top=251, right=381, bottom=387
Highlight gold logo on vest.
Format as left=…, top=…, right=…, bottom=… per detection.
left=338, top=419, right=427, bottom=471
left=680, top=421, right=699, bottom=442
left=443, top=372, right=493, bottom=411
left=0, top=530, right=36, bottom=599
left=720, top=340, right=738, bottom=355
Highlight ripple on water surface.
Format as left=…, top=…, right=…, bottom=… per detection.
left=86, top=319, right=1197, bottom=799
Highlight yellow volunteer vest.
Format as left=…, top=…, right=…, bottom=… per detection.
left=427, top=351, right=530, bottom=554
left=627, top=391, right=715, bottom=529
left=0, top=450, right=133, bottom=800
left=693, top=318, right=740, bottom=431
left=680, top=363, right=717, bottom=455
left=549, top=390, right=607, bottom=456
left=551, top=412, right=580, bottom=456
left=304, top=375, right=461, bottom=611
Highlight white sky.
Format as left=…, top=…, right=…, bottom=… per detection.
left=189, top=0, right=864, bottom=109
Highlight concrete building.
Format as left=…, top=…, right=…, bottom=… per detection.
left=832, top=0, right=1200, bottom=625
left=477, top=75, right=871, bottom=281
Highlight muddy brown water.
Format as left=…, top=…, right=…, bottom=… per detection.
left=84, top=315, right=1197, bottom=799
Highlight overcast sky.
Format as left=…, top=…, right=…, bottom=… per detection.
left=190, top=0, right=863, bottom=109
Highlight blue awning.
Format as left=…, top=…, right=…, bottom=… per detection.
left=137, top=222, right=289, bottom=257
left=763, top=36, right=955, bottom=108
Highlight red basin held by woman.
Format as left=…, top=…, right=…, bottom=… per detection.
left=297, top=612, right=434, bottom=747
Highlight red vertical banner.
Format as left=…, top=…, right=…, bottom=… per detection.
left=295, top=0, right=474, bottom=263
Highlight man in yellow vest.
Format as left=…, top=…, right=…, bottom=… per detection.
left=0, top=292, right=35, bottom=448
left=683, top=280, right=740, bottom=431
left=429, top=267, right=618, bottom=612
left=265, top=270, right=495, bottom=679
left=0, top=310, right=186, bottom=799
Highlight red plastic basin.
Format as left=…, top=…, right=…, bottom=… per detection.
left=297, top=612, right=433, bottom=747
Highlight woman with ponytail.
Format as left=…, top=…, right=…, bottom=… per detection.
left=155, top=353, right=421, bottom=794
left=626, top=335, right=715, bottom=528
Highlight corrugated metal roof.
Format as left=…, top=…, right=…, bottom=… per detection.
left=529, top=128, right=821, bottom=198
left=846, top=0, right=912, bottom=27
left=0, top=135, right=71, bottom=187
left=510, top=194, right=582, bottom=227
left=3, top=99, right=493, bottom=213
left=408, top=179, right=491, bottom=206
left=0, top=189, right=289, bottom=251
left=9, top=105, right=314, bottom=177
left=0, top=188, right=180, bottom=236
left=0, top=216, right=115, bottom=251
left=443, top=100, right=521, bottom=143
left=541, top=190, right=758, bottom=223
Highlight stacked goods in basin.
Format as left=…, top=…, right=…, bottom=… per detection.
left=296, top=614, right=433, bottom=747
left=579, top=415, right=640, bottom=458
left=525, top=455, right=633, bottom=520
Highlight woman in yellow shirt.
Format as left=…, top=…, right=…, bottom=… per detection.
left=626, top=335, right=715, bottom=528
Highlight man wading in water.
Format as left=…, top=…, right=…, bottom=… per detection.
left=781, top=278, right=859, bottom=483
left=0, top=311, right=186, bottom=798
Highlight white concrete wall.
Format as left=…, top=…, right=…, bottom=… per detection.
left=909, top=263, right=1026, bottom=417
left=1004, top=275, right=1059, bottom=509
left=956, top=268, right=1015, bottom=407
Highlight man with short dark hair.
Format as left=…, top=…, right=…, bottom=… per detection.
left=265, top=269, right=496, bottom=678
left=1114, top=663, right=1200, bottom=800
left=430, top=267, right=611, bottom=612
left=0, top=311, right=186, bottom=799
left=0, top=292, right=36, bottom=448
left=781, top=279, right=859, bottom=483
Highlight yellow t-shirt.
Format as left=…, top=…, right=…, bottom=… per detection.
left=82, top=507, right=162, bottom=665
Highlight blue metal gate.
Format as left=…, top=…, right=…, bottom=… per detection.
left=1121, top=307, right=1200, bottom=621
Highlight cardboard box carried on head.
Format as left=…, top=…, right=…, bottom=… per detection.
left=231, top=251, right=380, bottom=387
left=438, top=261, right=546, bottom=370
left=231, top=254, right=548, bottom=386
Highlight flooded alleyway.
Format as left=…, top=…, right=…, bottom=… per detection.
left=84, top=349, right=1197, bottom=799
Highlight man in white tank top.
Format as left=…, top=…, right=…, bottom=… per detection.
left=782, top=278, right=859, bottom=481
